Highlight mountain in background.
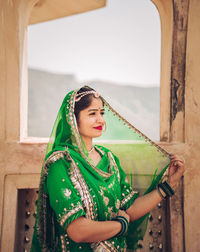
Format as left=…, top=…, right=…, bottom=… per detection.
left=28, top=68, right=160, bottom=140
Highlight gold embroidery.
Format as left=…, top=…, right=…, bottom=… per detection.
left=107, top=152, right=120, bottom=182
left=60, top=235, right=66, bottom=252
left=116, top=199, right=120, bottom=209
left=91, top=241, right=118, bottom=252
left=103, top=196, right=109, bottom=206
left=104, top=241, right=119, bottom=252
left=67, top=152, right=97, bottom=221
left=108, top=207, right=117, bottom=219
left=94, top=145, right=105, bottom=155
left=60, top=203, right=83, bottom=227
left=120, top=190, right=138, bottom=208
left=45, top=151, right=65, bottom=166
left=63, top=189, right=72, bottom=197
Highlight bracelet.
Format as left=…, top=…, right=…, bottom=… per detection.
left=112, top=216, right=129, bottom=237
left=159, top=181, right=174, bottom=197
left=157, top=185, right=167, bottom=200
left=157, top=181, right=175, bottom=199
left=163, top=181, right=175, bottom=196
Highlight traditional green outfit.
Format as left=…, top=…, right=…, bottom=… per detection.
left=31, top=87, right=170, bottom=252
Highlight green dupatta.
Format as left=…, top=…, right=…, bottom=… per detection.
left=31, top=87, right=170, bottom=251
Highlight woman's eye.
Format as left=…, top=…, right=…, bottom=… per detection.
left=88, top=111, right=104, bottom=116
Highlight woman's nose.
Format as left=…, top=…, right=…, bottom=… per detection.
left=97, top=114, right=105, bottom=124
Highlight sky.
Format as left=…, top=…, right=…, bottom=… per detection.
left=28, top=0, right=161, bottom=87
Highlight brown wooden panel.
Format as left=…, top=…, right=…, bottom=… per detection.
left=14, top=189, right=38, bottom=252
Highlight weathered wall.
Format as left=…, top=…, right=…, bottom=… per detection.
left=0, top=3, right=37, bottom=249
left=153, top=0, right=200, bottom=251
left=184, top=0, right=200, bottom=251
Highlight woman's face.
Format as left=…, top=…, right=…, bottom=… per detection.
left=77, top=97, right=105, bottom=140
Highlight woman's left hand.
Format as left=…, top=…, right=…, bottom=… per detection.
left=168, top=154, right=185, bottom=188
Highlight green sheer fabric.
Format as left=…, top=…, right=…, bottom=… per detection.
left=31, top=86, right=170, bottom=252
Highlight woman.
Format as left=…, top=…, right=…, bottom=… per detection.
left=31, top=86, right=184, bottom=252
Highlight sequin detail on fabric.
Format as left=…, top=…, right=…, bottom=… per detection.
left=60, top=203, right=84, bottom=227
left=66, top=152, right=97, bottom=221
left=36, top=151, right=66, bottom=251
left=121, top=190, right=138, bottom=208
left=60, top=235, right=66, bottom=252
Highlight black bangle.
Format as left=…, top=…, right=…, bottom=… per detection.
left=112, top=216, right=129, bottom=237
left=163, top=181, right=174, bottom=196
left=157, top=185, right=167, bottom=200
left=158, top=181, right=175, bottom=198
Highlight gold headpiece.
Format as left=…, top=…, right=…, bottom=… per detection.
left=75, top=90, right=100, bottom=102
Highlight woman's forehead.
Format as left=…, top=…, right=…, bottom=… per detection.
left=88, top=98, right=104, bottom=109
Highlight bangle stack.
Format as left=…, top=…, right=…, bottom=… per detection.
left=157, top=181, right=175, bottom=200
left=112, top=216, right=129, bottom=237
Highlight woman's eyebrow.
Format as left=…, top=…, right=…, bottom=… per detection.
left=88, top=108, right=105, bottom=112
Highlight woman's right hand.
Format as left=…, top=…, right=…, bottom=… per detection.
left=117, top=209, right=130, bottom=223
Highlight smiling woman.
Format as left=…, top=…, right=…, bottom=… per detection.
left=75, top=87, right=106, bottom=166
left=77, top=98, right=105, bottom=145
left=31, top=86, right=184, bottom=251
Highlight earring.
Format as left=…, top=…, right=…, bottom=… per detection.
left=103, top=122, right=107, bottom=132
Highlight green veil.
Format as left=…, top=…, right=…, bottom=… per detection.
left=32, top=86, right=170, bottom=251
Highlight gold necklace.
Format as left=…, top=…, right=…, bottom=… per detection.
left=88, top=146, right=95, bottom=155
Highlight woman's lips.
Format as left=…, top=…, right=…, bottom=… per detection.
left=94, top=126, right=103, bottom=130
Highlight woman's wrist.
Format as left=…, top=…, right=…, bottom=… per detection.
left=162, top=175, right=177, bottom=190
left=157, top=185, right=167, bottom=200
left=112, top=215, right=129, bottom=237
left=156, top=180, right=175, bottom=200
left=168, top=179, right=178, bottom=190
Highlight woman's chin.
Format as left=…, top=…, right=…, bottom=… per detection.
left=92, top=132, right=103, bottom=138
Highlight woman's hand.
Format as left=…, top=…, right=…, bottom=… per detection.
left=117, top=209, right=130, bottom=223
left=168, top=154, right=185, bottom=188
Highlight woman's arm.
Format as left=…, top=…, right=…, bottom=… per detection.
left=126, top=189, right=164, bottom=221
left=126, top=154, right=185, bottom=222
left=66, top=217, right=121, bottom=243
left=66, top=209, right=129, bottom=243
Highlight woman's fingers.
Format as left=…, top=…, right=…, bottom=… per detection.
left=168, top=156, right=185, bottom=187
left=169, top=154, right=185, bottom=164
left=170, top=159, right=185, bottom=172
left=118, top=210, right=130, bottom=223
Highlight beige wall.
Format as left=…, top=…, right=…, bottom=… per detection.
left=0, top=0, right=200, bottom=251
left=29, top=0, right=106, bottom=24
left=154, top=0, right=200, bottom=251
left=184, top=0, right=200, bottom=250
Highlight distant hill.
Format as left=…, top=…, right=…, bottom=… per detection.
left=28, top=68, right=160, bottom=140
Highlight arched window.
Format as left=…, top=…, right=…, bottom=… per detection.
left=27, top=0, right=161, bottom=141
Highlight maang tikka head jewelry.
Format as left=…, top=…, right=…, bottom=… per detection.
left=75, top=91, right=100, bottom=102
